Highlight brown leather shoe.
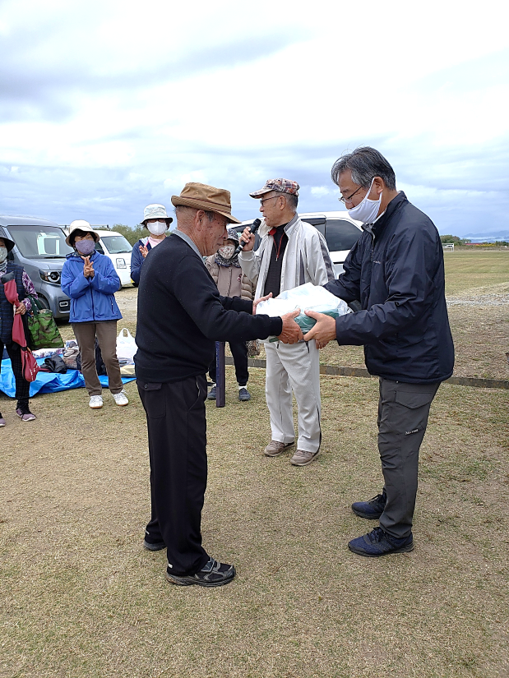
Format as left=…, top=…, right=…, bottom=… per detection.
left=264, top=440, right=295, bottom=457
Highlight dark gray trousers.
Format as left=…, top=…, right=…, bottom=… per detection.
left=138, top=374, right=209, bottom=576
left=377, top=378, right=440, bottom=539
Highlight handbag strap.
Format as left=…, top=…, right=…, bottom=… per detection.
left=27, top=295, right=45, bottom=315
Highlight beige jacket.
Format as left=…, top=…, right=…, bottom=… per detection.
left=205, top=258, right=256, bottom=301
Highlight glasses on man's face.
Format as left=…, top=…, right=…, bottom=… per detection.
left=338, top=185, right=364, bottom=205
left=260, top=195, right=280, bottom=207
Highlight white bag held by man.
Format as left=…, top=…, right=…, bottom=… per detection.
left=116, top=328, right=137, bottom=362
left=255, top=283, right=351, bottom=338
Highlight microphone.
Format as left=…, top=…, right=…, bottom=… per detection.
left=234, top=218, right=261, bottom=255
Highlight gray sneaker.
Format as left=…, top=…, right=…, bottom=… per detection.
left=264, top=440, right=295, bottom=457
left=290, top=449, right=319, bottom=466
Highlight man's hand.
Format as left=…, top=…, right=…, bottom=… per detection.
left=14, top=302, right=26, bottom=315
left=253, top=292, right=272, bottom=314
left=278, top=309, right=303, bottom=344
left=303, top=310, right=337, bottom=349
left=139, top=244, right=149, bottom=259
left=239, top=226, right=255, bottom=252
left=83, top=256, right=95, bottom=278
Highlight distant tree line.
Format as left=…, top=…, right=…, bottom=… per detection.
left=440, top=235, right=508, bottom=247
left=112, top=224, right=147, bottom=245
left=440, top=235, right=471, bottom=246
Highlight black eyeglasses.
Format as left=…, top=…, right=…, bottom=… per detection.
left=338, top=185, right=364, bottom=205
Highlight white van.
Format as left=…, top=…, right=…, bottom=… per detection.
left=93, top=230, right=133, bottom=287
left=235, top=211, right=363, bottom=277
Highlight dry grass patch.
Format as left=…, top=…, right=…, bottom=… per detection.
left=1, top=369, right=508, bottom=677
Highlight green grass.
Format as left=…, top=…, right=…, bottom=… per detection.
left=443, top=249, right=509, bottom=296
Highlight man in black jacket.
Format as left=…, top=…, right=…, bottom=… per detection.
left=304, top=147, right=454, bottom=557
left=135, top=182, right=302, bottom=587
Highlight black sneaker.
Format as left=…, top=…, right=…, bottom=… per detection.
left=351, top=491, right=386, bottom=519
left=238, top=387, right=251, bottom=401
left=143, top=535, right=166, bottom=551
left=348, top=526, right=414, bottom=557
left=165, top=557, right=236, bottom=587
left=207, top=386, right=216, bottom=400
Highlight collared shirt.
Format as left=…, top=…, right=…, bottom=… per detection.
left=173, top=229, right=203, bottom=261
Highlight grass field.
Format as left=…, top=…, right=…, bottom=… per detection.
left=318, top=248, right=509, bottom=381
left=0, top=249, right=508, bottom=677
left=442, top=249, right=509, bottom=296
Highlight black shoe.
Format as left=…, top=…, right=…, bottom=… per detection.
left=351, top=491, right=386, bottom=519
left=207, top=385, right=216, bottom=400
left=238, top=387, right=251, bottom=401
left=165, top=557, right=236, bottom=587
left=144, top=532, right=166, bottom=551
left=144, top=539, right=166, bottom=552
left=348, top=526, right=414, bottom=557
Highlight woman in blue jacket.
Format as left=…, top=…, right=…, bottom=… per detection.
left=61, top=220, right=128, bottom=410
left=130, top=204, right=173, bottom=286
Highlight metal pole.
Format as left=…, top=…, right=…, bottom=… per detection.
left=215, top=341, right=225, bottom=407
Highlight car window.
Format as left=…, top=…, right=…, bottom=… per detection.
left=95, top=242, right=105, bottom=254
left=100, top=235, right=131, bottom=254
left=325, top=219, right=362, bottom=251
left=7, top=225, right=73, bottom=258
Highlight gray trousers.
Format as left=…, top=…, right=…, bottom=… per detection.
left=377, top=378, right=440, bottom=539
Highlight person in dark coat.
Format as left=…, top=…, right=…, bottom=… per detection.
left=130, top=204, right=173, bottom=286
left=0, top=230, right=38, bottom=424
left=304, top=147, right=454, bottom=558
left=135, top=182, right=303, bottom=588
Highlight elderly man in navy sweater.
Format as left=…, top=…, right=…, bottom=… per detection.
left=135, top=182, right=302, bottom=587
left=305, top=147, right=454, bottom=558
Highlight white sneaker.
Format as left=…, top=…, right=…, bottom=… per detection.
left=89, top=395, right=103, bottom=409
left=113, top=390, right=129, bottom=406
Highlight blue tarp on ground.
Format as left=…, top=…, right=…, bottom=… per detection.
left=0, top=358, right=135, bottom=398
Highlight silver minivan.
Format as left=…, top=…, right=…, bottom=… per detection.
left=0, top=215, right=73, bottom=319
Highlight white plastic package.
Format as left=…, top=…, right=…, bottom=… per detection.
left=116, top=327, right=137, bottom=362
left=255, top=282, right=350, bottom=337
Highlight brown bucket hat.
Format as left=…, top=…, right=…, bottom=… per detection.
left=171, top=182, right=241, bottom=224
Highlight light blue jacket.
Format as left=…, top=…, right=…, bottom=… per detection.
left=61, top=251, right=122, bottom=323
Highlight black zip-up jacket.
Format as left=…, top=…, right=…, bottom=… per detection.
left=325, top=192, right=454, bottom=384
left=135, top=233, right=283, bottom=384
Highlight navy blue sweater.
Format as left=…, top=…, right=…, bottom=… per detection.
left=135, top=233, right=283, bottom=384
left=326, top=192, right=454, bottom=384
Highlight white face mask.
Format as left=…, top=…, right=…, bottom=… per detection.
left=147, top=221, right=167, bottom=236
left=346, top=179, right=382, bottom=224
left=0, top=246, right=7, bottom=263
left=218, top=245, right=236, bottom=259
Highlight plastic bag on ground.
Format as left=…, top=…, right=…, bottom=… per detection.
left=255, top=283, right=351, bottom=337
left=116, top=328, right=137, bottom=362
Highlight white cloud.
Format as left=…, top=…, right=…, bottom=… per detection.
left=0, top=0, right=508, bottom=237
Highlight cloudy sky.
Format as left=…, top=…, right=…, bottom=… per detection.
left=1, top=0, right=508, bottom=238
